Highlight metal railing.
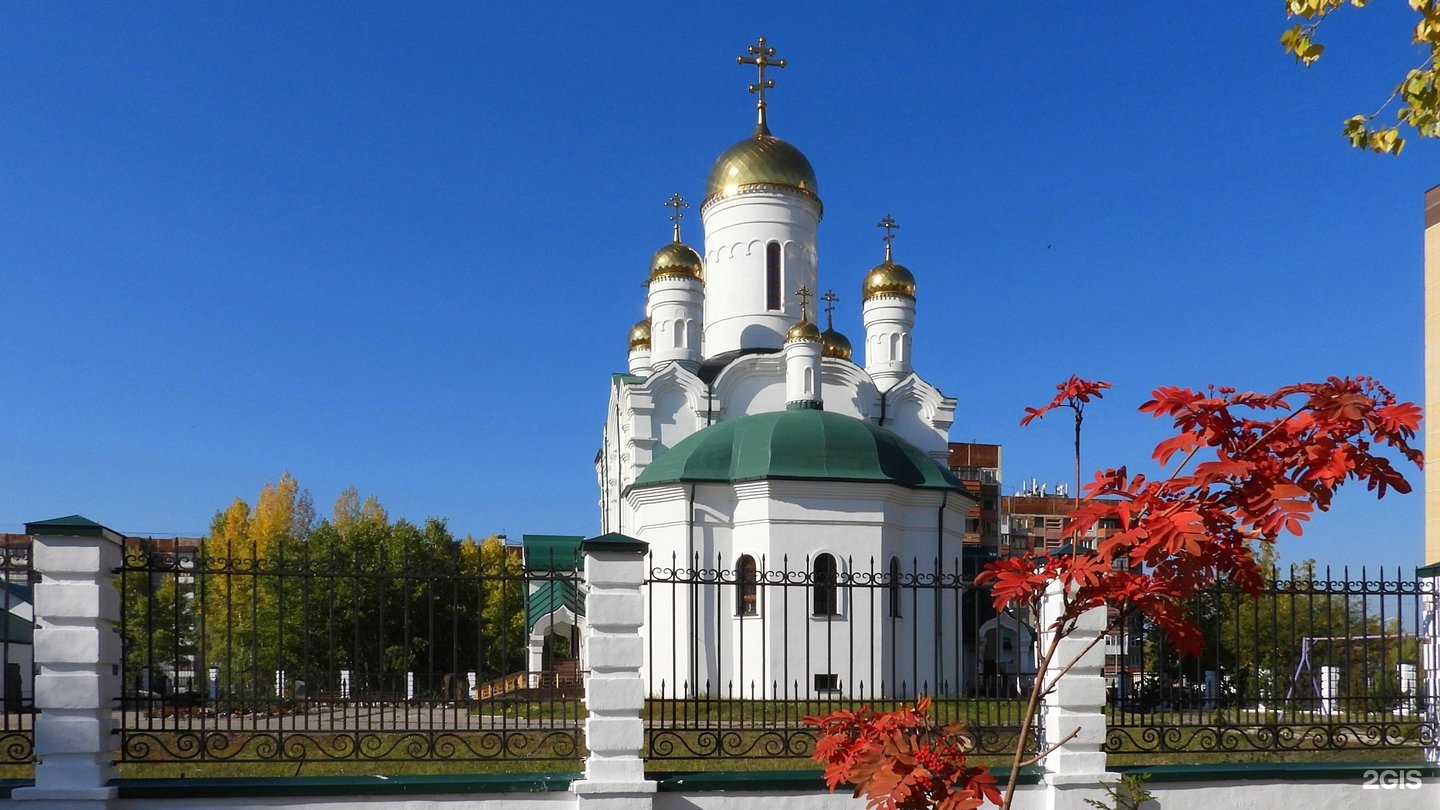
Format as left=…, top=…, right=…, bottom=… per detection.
left=116, top=538, right=583, bottom=770
left=643, top=554, right=1031, bottom=763
left=1104, top=567, right=1437, bottom=763
left=0, top=542, right=33, bottom=769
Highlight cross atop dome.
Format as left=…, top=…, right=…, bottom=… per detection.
left=664, top=193, right=688, bottom=242
left=738, top=37, right=786, bottom=136
left=820, top=289, right=839, bottom=330
left=795, top=285, right=813, bottom=322
left=878, top=214, right=900, bottom=262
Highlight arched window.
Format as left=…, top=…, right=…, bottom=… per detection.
left=736, top=555, right=758, bottom=616
left=765, top=241, right=782, bottom=311
left=888, top=332, right=901, bottom=361
left=802, top=366, right=814, bottom=396
left=812, top=553, right=838, bottom=615
left=887, top=556, right=902, bottom=618
left=673, top=319, right=685, bottom=349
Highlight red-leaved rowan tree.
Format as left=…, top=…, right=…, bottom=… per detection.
left=810, top=375, right=1422, bottom=810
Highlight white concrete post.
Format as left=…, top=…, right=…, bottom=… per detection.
left=574, top=534, right=654, bottom=810
left=14, top=516, right=124, bottom=804
left=339, top=669, right=351, bottom=700
left=1203, top=670, right=1219, bottom=711
left=528, top=636, right=545, bottom=688
left=1420, top=564, right=1439, bottom=764
left=1398, top=663, right=1418, bottom=715
left=1318, top=665, right=1340, bottom=716
left=1036, top=584, right=1108, bottom=810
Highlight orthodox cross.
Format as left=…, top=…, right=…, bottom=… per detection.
left=664, top=193, right=688, bottom=242
left=795, top=285, right=813, bottom=322
left=820, top=289, right=840, bottom=330
left=738, top=37, right=785, bottom=133
left=878, top=214, right=900, bottom=261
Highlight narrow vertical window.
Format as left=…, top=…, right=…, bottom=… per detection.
left=803, top=367, right=814, bottom=395
left=765, top=241, right=782, bottom=311
left=813, top=553, right=838, bottom=615
left=889, top=333, right=900, bottom=361
left=736, top=555, right=758, bottom=615
left=887, top=556, right=902, bottom=618
left=673, top=319, right=685, bottom=349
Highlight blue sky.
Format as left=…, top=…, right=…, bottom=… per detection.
left=2, top=3, right=1434, bottom=573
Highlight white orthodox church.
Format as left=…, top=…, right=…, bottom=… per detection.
left=592, top=40, right=977, bottom=700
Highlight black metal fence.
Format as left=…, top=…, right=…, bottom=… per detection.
left=643, top=555, right=1032, bottom=763
left=1104, top=567, right=1437, bottom=763
left=116, top=538, right=583, bottom=771
left=0, top=542, right=33, bottom=770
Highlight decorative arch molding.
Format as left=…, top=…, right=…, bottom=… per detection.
left=884, top=374, right=955, bottom=432
left=820, top=359, right=880, bottom=420
left=710, top=352, right=787, bottom=419
left=638, top=361, right=711, bottom=417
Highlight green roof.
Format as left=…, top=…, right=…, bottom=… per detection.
left=526, top=580, right=584, bottom=632
left=0, top=612, right=31, bottom=645
left=25, top=515, right=113, bottom=537
left=522, top=535, right=584, bottom=571
left=633, top=409, right=966, bottom=491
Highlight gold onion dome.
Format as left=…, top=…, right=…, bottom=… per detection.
left=786, top=319, right=822, bottom=343
left=649, top=242, right=704, bottom=282
left=821, top=327, right=852, bottom=360
left=628, top=318, right=652, bottom=351
left=705, top=132, right=819, bottom=206
left=862, top=261, right=917, bottom=301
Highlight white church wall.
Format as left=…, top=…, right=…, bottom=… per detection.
left=879, top=375, right=955, bottom=459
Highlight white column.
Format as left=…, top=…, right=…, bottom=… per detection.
left=14, top=518, right=124, bottom=804
left=1398, top=663, right=1418, bottom=715
left=528, top=636, right=545, bottom=689
left=339, top=669, right=351, bottom=700
left=1318, top=665, right=1340, bottom=715
left=647, top=276, right=703, bottom=370
left=863, top=295, right=915, bottom=392
left=573, top=535, right=655, bottom=810
left=784, top=333, right=823, bottom=407
left=1421, top=566, right=1439, bottom=764
left=1036, top=584, right=1108, bottom=810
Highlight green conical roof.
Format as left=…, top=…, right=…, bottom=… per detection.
left=633, top=409, right=964, bottom=491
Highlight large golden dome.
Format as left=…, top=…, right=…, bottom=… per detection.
left=862, top=261, right=917, bottom=301
left=628, top=318, right=652, bottom=351
left=821, top=327, right=852, bottom=360
left=785, top=319, right=822, bottom=343
left=649, top=242, right=704, bottom=281
left=705, top=134, right=819, bottom=206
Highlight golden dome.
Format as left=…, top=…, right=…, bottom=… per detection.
left=705, top=134, right=820, bottom=206
left=862, top=261, right=917, bottom=301
left=821, top=327, right=852, bottom=360
left=628, top=318, right=651, bottom=351
left=649, top=242, right=704, bottom=282
left=785, top=319, right=822, bottom=343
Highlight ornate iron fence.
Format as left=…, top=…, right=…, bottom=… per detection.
left=643, top=554, right=1032, bottom=763
left=116, top=538, right=583, bottom=770
left=1104, top=567, right=1437, bottom=762
left=0, top=540, right=33, bottom=769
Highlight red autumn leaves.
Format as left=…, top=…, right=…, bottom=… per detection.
left=979, top=375, right=1422, bottom=659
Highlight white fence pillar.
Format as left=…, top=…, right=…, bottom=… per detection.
left=574, top=534, right=654, bottom=810
left=1421, top=563, right=1439, bottom=765
left=1037, top=584, right=1108, bottom=810
left=14, top=516, right=124, bottom=805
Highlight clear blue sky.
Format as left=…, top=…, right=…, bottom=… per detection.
left=2, top=3, right=1434, bottom=573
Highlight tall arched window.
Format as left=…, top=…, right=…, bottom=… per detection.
left=802, top=366, right=814, bottom=395
left=673, top=319, right=685, bottom=349
left=887, top=556, right=902, bottom=618
left=736, top=555, right=758, bottom=616
left=888, top=332, right=901, bottom=361
left=765, top=241, right=782, bottom=311
left=812, top=553, right=838, bottom=615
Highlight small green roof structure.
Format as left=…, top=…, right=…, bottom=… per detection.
left=633, top=409, right=967, bottom=491
left=24, top=515, right=117, bottom=537
left=522, top=535, right=584, bottom=572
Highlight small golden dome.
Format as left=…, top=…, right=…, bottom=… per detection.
left=862, top=261, right=917, bottom=301
left=705, top=134, right=820, bottom=206
left=628, top=318, right=652, bottom=351
left=649, top=242, right=703, bottom=281
left=821, top=327, right=852, bottom=360
left=786, top=319, right=822, bottom=343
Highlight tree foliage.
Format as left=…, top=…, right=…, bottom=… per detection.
left=1282, top=0, right=1440, bottom=154
left=812, top=374, right=1422, bottom=809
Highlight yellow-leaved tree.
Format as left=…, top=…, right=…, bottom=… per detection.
left=1282, top=0, right=1440, bottom=153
